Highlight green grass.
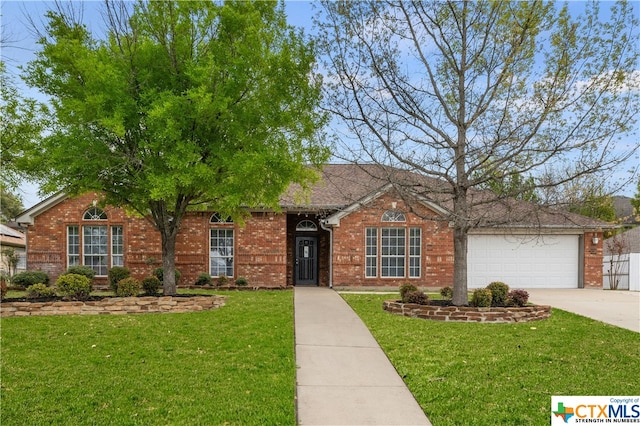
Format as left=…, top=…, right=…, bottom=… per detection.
left=342, top=293, right=640, bottom=426
left=1, top=291, right=295, bottom=425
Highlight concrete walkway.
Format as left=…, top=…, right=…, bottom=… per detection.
left=294, top=286, right=431, bottom=425
left=526, top=288, right=640, bottom=333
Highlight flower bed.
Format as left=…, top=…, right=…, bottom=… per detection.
left=1, top=295, right=226, bottom=318
left=383, top=300, right=551, bottom=323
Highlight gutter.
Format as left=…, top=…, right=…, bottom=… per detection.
left=319, top=219, right=334, bottom=289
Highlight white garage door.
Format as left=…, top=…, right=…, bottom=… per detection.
left=468, top=234, right=580, bottom=289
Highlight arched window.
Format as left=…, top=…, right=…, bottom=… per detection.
left=83, top=207, right=107, bottom=220
left=210, top=213, right=233, bottom=223
left=296, top=220, right=318, bottom=232
left=381, top=210, right=406, bottom=222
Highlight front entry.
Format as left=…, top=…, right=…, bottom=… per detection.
left=295, top=236, right=318, bottom=285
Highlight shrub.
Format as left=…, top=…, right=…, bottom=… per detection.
left=216, top=275, right=229, bottom=287
left=12, top=271, right=50, bottom=288
left=153, top=267, right=181, bottom=285
left=195, top=273, right=212, bottom=286
left=63, top=265, right=96, bottom=281
left=235, top=276, right=248, bottom=286
left=440, top=286, right=453, bottom=300
left=142, top=276, right=161, bottom=296
left=404, top=290, right=429, bottom=305
left=399, top=283, right=418, bottom=301
left=108, top=266, right=131, bottom=292
left=116, top=277, right=141, bottom=297
left=486, top=281, right=510, bottom=307
left=471, top=288, right=492, bottom=307
left=26, top=283, right=56, bottom=299
left=508, top=289, right=530, bottom=307
left=56, top=274, right=92, bottom=301
left=1, top=280, right=8, bottom=299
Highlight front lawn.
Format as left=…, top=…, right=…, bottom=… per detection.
left=1, top=291, right=295, bottom=425
left=342, top=293, right=640, bottom=426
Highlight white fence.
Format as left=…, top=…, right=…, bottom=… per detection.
left=603, top=253, right=640, bottom=291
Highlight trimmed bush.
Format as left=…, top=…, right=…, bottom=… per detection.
left=108, top=266, right=131, bottom=292
left=486, top=281, right=510, bottom=307
left=440, top=286, right=453, bottom=300
left=235, top=276, right=248, bottom=286
left=116, top=277, right=141, bottom=297
left=56, top=274, right=92, bottom=301
left=153, top=267, right=181, bottom=285
left=404, top=290, right=429, bottom=305
left=12, top=271, right=50, bottom=288
left=63, top=266, right=96, bottom=281
left=399, top=283, right=418, bottom=301
left=508, top=289, right=530, bottom=307
left=26, top=283, right=56, bottom=299
left=195, top=273, right=212, bottom=286
left=216, top=275, right=229, bottom=287
left=142, top=276, right=161, bottom=296
left=471, top=288, right=492, bottom=307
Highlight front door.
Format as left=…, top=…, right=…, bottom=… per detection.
left=295, top=236, right=318, bottom=285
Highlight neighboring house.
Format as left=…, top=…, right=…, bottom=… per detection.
left=612, top=195, right=639, bottom=226
left=16, top=164, right=610, bottom=289
left=603, top=226, right=640, bottom=291
left=0, top=223, right=27, bottom=276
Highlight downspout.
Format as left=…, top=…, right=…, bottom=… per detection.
left=319, top=219, right=333, bottom=288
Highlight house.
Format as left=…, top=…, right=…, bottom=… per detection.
left=0, top=223, right=27, bottom=276
left=603, top=226, right=640, bottom=291
left=16, top=164, right=610, bottom=289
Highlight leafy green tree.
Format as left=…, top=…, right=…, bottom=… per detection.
left=23, top=1, right=329, bottom=294
left=0, top=187, right=24, bottom=222
left=632, top=178, right=640, bottom=214
left=317, top=1, right=639, bottom=305
left=0, top=63, right=47, bottom=190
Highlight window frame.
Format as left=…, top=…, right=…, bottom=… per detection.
left=210, top=228, right=234, bottom=278
left=365, top=227, right=378, bottom=278
left=66, top=207, right=124, bottom=276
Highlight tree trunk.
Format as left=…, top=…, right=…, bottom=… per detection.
left=161, top=231, right=177, bottom=295
left=452, top=226, right=469, bottom=306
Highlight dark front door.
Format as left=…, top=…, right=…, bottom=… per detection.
left=295, top=236, right=318, bottom=285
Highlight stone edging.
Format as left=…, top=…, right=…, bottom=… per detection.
left=1, top=296, right=226, bottom=318
left=383, top=300, right=551, bottom=323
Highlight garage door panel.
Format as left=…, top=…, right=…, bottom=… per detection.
left=468, top=235, right=579, bottom=289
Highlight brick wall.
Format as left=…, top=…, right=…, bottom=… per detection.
left=332, top=192, right=454, bottom=288
left=584, top=231, right=604, bottom=288
left=23, top=193, right=604, bottom=290
left=25, top=195, right=288, bottom=287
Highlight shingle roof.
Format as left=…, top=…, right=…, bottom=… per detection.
left=0, top=224, right=26, bottom=248
left=604, top=226, right=640, bottom=255
left=281, top=164, right=613, bottom=230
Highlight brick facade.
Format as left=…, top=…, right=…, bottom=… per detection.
left=21, top=191, right=603, bottom=290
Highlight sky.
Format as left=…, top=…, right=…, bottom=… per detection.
left=2, top=1, right=638, bottom=209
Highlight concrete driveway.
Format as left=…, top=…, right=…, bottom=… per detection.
left=525, top=289, right=640, bottom=333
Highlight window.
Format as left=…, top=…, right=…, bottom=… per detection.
left=296, top=220, right=318, bottom=232
left=381, top=228, right=406, bottom=277
left=111, top=226, right=124, bottom=267
left=83, top=225, right=108, bottom=276
left=365, top=226, right=421, bottom=279
left=83, top=207, right=107, bottom=220
left=66, top=208, right=124, bottom=275
left=409, top=228, right=421, bottom=278
left=210, top=213, right=233, bottom=223
left=68, top=226, right=80, bottom=267
left=210, top=229, right=234, bottom=277
left=382, top=210, right=406, bottom=222
left=365, top=228, right=378, bottom=278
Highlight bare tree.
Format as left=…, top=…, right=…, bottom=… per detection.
left=316, top=1, right=639, bottom=305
